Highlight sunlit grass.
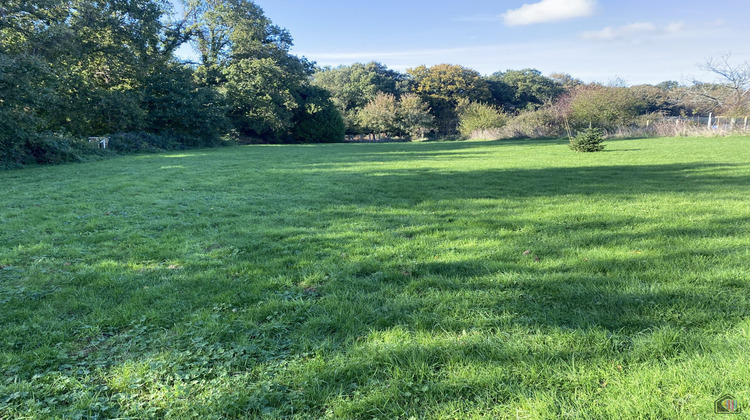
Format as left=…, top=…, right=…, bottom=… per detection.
left=1, top=136, right=749, bottom=418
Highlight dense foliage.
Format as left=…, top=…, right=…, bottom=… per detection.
left=357, top=93, right=434, bottom=140
left=0, top=0, right=345, bottom=168
left=313, top=62, right=405, bottom=135
left=456, top=100, right=508, bottom=139
left=2, top=0, right=748, bottom=168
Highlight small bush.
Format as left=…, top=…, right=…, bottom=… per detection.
left=569, top=128, right=605, bottom=152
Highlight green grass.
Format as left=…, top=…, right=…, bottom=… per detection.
left=1, top=136, right=749, bottom=419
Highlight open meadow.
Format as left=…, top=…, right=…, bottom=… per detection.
left=1, top=136, right=750, bottom=418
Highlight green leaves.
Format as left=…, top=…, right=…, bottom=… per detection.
left=357, top=93, right=434, bottom=139
left=222, top=57, right=298, bottom=138
left=568, top=85, right=648, bottom=130
left=569, top=127, right=606, bottom=152
left=456, top=100, right=508, bottom=139
left=488, top=68, right=564, bottom=111
left=406, top=64, right=492, bottom=135
left=1, top=0, right=231, bottom=166
left=313, top=62, right=405, bottom=135
left=184, top=0, right=319, bottom=141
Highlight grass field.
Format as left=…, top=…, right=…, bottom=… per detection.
left=1, top=136, right=749, bottom=419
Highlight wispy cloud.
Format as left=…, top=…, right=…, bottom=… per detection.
left=502, top=0, right=597, bottom=26
left=301, top=47, right=474, bottom=61
left=297, top=41, right=581, bottom=72
left=581, top=21, right=686, bottom=41
left=666, top=22, right=686, bottom=33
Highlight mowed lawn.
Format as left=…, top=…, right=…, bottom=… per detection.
left=1, top=136, right=749, bottom=419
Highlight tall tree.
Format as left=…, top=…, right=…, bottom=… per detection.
left=183, top=0, right=315, bottom=140
left=407, top=64, right=491, bottom=134
left=487, top=69, right=563, bottom=111
left=358, top=93, right=400, bottom=139
left=397, top=94, right=434, bottom=139
left=313, top=62, right=405, bottom=134
left=690, top=54, right=750, bottom=116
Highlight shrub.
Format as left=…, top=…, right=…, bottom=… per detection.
left=397, top=94, right=434, bottom=139
left=568, top=86, right=647, bottom=131
left=501, top=107, right=564, bottom=138
left=291, top=85, right=346, bottom=143
left=457, top=101, right=507, bottom=139
left=107, top=132, right=184, bottom=153
left=21, top=134, right=99, bottom=165
left=358, top=93, right=399, bottom=138
left=569, top=128, right=605, bottom=152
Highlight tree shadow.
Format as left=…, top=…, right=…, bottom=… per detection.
left=2, top=143, right=750, bottom=417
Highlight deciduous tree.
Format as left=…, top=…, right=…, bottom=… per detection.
left=690, top=53, right=750, bottom=116
left=183, top=0, right=313, bottom=140
left=313, top=62, right=404, bottom=134
left=397, top=94, right=434, bottom=139
left=488, top=69, right=563, bottom=111
left=407, top=64, right=491, bottom=134
left=358, top=93, right=399, bottom=139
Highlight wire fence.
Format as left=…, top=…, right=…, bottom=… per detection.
left=660, top=114, right=750, bottom=131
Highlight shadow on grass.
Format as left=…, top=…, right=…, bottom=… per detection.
left=274, top=162, right=750, bottom=209
left=2, top=143, right=750, bottom=417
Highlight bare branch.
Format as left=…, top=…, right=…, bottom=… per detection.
left=691, top=52, right=750, bottom=115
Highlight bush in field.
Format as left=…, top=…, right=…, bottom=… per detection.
left=502, top=107, right=564, bottom=138
left=397, top=94, right=434, bottom=139
left=569, top=128, right=605, bottom=152
left=568, top=86, right=647, bottom=131
left=358, top=93, right=400, bottom=138
left=457, top=100, right=508, bottom=139
left=291, top=85, right=346, bottom=143
left=21, top=134, right=102, bottom=165
left=357, top=93, right=434, bottom=139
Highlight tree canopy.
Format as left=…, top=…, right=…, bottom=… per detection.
left=2, top=0, right=747, bottom=169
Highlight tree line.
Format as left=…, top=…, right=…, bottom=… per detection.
left=315, top=62, right=749, bottom=140
left=2, top=0, right=748, bottom=168
left=1, top=0, right=344, bottom=168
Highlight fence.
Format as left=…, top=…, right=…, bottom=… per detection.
left=659, top=114, right=750, bottom=131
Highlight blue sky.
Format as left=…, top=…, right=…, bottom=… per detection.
left=176, top=0, right=750, bottom=85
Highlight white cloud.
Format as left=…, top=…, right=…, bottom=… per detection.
left=581, top=22, right=656, bottom=40
left=502, top=0, right=597, bottom=26
left=581, top=21, right=686, bottom=41
left=666, top=21, right=686, bottom=33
